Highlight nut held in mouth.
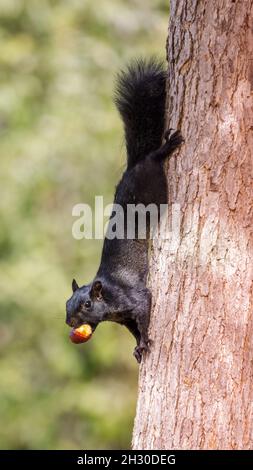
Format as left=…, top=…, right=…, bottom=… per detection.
left=69, top=324, right=93, bottom=344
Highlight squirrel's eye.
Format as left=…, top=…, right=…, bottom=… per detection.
left=85, top=300, right=91, bottom=309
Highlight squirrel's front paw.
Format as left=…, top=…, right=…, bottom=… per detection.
left=133, top=346, right=142, bottom=363
left=133, top=340, right=152, bottom=363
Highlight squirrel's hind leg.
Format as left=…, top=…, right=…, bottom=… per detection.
left=150, top=129, right=184, bottom=162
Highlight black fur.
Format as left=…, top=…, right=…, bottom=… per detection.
left=115, top=58, right=167, bottom=168
left=66, top=59, right=183, bottom=363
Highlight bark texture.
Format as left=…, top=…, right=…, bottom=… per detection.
left=132, top=0, right=253, bottom=450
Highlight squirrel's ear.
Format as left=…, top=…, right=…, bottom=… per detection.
left=91, top=280, right=103, bottom=300
left=72, top=279, right=79, bottom=293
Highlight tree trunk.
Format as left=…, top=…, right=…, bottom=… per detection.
left=132, top=0, right=253, bottom=450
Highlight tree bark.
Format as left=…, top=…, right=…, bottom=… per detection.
left=132, top=0, right=253, bottom=450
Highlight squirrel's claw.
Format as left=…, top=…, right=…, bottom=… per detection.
left=133, top=339, right=152, bottom=363
left=164, top=128, right=174, bottom=141
left=133, top=346, right=142, bottom=363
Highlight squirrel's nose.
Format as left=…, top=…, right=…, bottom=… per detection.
left=65, top=314, right=76, bottom=327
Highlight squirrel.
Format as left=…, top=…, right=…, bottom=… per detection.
left=66, top=59, right=183, bottom=363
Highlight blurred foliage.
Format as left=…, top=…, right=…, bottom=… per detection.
left=0, top=0, right=168, bottom=449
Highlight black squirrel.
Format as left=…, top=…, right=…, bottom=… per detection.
left=66, top=59, right=183, bottom=363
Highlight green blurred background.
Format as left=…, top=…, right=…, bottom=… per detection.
left=0, top=0, right=168, bottom=449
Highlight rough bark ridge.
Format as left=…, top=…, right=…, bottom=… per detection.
left=132, top=0, right=253, bottom=450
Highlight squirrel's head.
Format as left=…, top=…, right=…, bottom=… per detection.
left=65, top=279, right=108, bottom=332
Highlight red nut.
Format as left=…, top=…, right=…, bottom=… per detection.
left=69, top=324, right=92, bottom=344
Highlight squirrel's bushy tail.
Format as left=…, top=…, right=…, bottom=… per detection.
left=114, top=58, right=166, bottom=169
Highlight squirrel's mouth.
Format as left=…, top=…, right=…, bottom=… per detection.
left=66, top=316, right=98, bottom=333
left=87, top=322, right=98, bottom=333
